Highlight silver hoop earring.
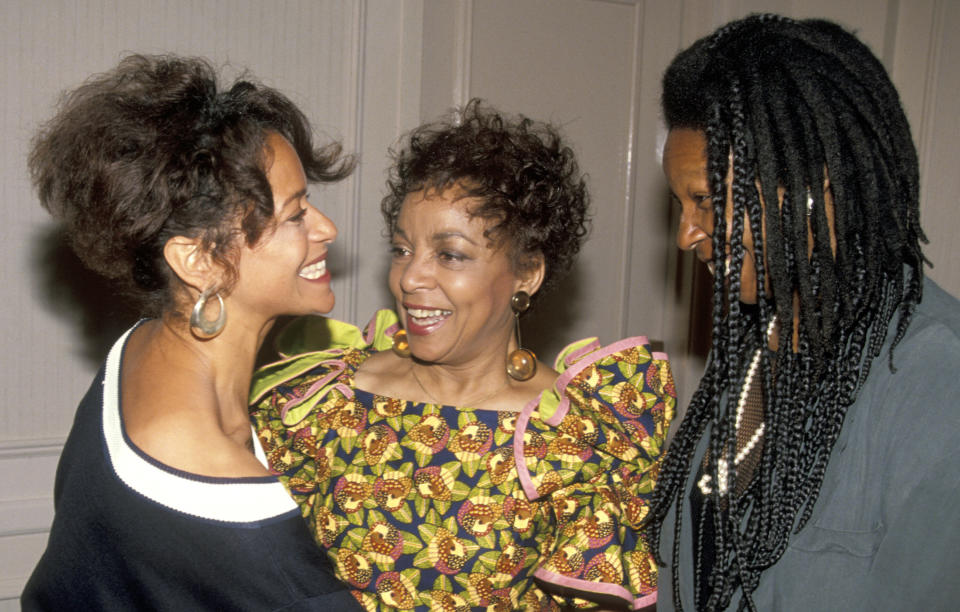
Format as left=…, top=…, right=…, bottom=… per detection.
left=190, top=288, right=226, bottom=339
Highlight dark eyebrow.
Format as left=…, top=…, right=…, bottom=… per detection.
left=433, top=231, right=478, bottom=246
left=391, top=228, right=480, bottom=246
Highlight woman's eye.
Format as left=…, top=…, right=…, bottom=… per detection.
left=390, top=245, right=410, bottom=258
left=288, top=208, right=307, bottom=223
left=438, top=250, right=465, bottom=263
left=694, top=194, right=713, bottom=209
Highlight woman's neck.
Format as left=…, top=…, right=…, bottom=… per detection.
left=118, top=315, right=273, bottom=477
left=356, top=331, right=557, bottom=412
left=409, top=348, right=514, bottom=406
left=157, top=314, right=272, bottom=435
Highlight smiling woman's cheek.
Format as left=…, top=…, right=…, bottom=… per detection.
left=386, top=187, right=527, bottom=367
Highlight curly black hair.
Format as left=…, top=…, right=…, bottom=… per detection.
left=381, top=99, right=590, bottom=298
left=30, top=54, right=354, bottom=316
left=647, top=14, right=927, bottom=610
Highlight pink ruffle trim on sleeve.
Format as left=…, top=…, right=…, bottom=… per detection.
left=513, top=335, right=661, bottom=500
left=276, top=360, right=355, bottom=424
left=532, top=567, right=657, bottom=609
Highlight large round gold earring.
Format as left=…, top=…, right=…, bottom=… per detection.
left=506, top=291, right=536, bottom=381
left=392, top=328, right=411, bottom=358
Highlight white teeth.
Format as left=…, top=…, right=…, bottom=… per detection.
left=299, top=260, right=326, bottom=280
left=407, top=308, right=451, bottom=319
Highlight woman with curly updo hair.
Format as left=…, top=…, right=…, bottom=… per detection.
left=250, top=100, right=675, bottom=610
left=22, top=55, right=360, bottom=610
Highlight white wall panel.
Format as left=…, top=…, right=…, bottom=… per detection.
left=0, top=0, right=419, bottom=601
left=2, top=0, right=360, bottom=437
left=0, top=440, right=59, bottom=601
left=345, top=0, right=426, bottom=323
left=464, top=0, right=651, bottom=359
left=894, top=0, right=960, bottom=293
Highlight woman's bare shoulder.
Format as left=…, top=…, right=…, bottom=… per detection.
left=354, top=350, right=415, bottom=396
left=121, top=324, right=268, bottom=478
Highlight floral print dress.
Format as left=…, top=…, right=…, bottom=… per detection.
left=250, top=311, right=675, bottom=610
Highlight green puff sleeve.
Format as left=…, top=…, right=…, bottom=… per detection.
left=250, top=310, right=399, bottom=408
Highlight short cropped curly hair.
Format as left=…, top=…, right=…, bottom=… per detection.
left=381, top=99, right=590, bottom=298
left=30, top=54, right=354, bottom=315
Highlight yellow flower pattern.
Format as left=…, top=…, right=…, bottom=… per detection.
left=250, top=313, right=675, bottom=610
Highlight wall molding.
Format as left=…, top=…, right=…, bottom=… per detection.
left=0, top=438, right=61, bottom=537
left=1, top=575, right=27, bottom=602
left=0, top=438, right=62, bottom=603
left=917, top=0, right=946, bottom=182
left=0, top=498, right=52, bottom=538
left=344, top=0, right=367, bottom=326
left=616, top=1, right=645, bottom=339
left=452, top=0, right=473, bottom=107
left=0, top=438, right=63, bottom=458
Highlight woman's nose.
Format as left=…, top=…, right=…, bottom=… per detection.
left=676, top=205, right=709, bottom=252
left=307, top=207, right=338, bottom=244
left=398, top=253, right=433, bottom=293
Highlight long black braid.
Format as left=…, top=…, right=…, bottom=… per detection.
left=646, top=14, right=927, bottom=610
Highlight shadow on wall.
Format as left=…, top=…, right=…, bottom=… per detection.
left=524, top=264, right=583, bottom=363
left=33, top=223, right=140, bottom=368
left=31, top=219, right=585, bottom=370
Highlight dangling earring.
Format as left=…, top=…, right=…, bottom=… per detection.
left=506, top=291, right=536, bottom=381
left=392, top=328, right=411, bottom=358
left=190, top=287, right=226, bottom=339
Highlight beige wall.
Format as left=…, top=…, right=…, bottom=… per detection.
left=0, top=0, right=421, bottom=602
left=1, top=0, right=956, bottom=604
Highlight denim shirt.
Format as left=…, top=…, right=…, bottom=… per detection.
left=658, top=278, right=960, bottom=611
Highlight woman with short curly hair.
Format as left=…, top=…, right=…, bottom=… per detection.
left=380, top=99, right=587, bottom=301
left=250, top=100, right=675, bottom=610
left=22, top=54, right=360, bottom=610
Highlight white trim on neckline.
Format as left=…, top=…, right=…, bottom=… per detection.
left=101, top=325, right=297, bottom=523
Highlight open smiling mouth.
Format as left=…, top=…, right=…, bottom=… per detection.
left=405, top=308, right=452, bottom=334
left=299, top=259, right=327, bottom=280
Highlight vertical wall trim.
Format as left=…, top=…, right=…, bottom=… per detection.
left=617, top=1, right=645, bottom=338
left=881, top=0, right=901, bottom=69
left=453, top=0, right=473, bottom=107
left=397, top=0, right=424, bottom=133
left=346, top=0, right=368, bottom=325
left=915, top=0, right=945, bottom=185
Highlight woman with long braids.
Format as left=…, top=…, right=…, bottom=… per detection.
left=651, top=14, right=960, bottom=611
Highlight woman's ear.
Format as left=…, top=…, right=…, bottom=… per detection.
left=515, top=253, right=546, bottom=297
left=163, top=236, right=218, bottom=294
